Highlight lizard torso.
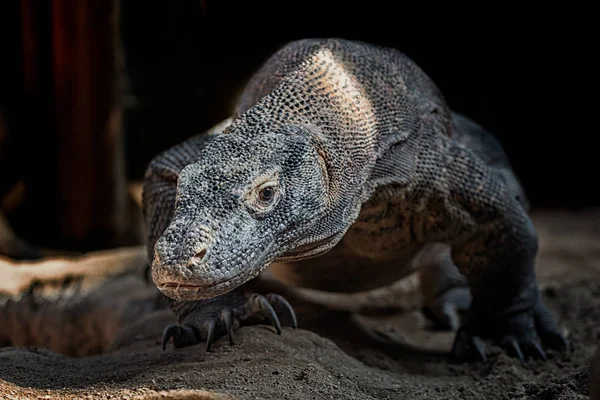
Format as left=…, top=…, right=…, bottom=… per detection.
left=145, top=38, right=527, bottom=304
left=143, top=37, right=565, bottom=363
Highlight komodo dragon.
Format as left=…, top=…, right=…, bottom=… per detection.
left=142, top=38, right=567, bottom=362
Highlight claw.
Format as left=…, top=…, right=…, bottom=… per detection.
left=503, top=337, right=525, bottom=364
left=528, top=339, right=548, bottom=361
left=534, top=301, right=570, bottom=352
left=205, top=320, right=216, bottom=352
left=222, top=309, right=235, bottom=345
left=449, top=296, right=566, bottom=364
left=450, top=329, right=468, bottom=360
left=266, top=294, right=298, bottom=329
left=257, top=296, right=282, bottom=334
left=472, top=335, right=487, bottom=362
left=441, top=302, right=461, bottom=331
left=451, top=328, right=487, bottom=362
left=162, top=324, right=181, bottom=351
left=163, top=292, right=296, bottom=351
left=162, top=324, right=198, bottom=350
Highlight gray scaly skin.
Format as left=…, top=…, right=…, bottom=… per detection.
left=142, top=38, right=567, bottom=361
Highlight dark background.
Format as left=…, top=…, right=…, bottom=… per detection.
left=119, top=3, right=595, bottom=209
left=0, top=1, right=595, bottom=250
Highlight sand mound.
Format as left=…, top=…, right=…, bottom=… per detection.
left=0, top=210, right=598, bottom=399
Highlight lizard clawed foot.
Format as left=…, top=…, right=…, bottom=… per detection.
left=162, top=292, right=297, bottom=351
left=450, top=295, right=568, bottom=363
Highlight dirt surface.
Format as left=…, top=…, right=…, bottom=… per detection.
left=0, top=210, right=599, bottom=399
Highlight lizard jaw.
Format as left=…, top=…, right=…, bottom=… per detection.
left=153, top=261, right=247, bottom=300
left=155, top=263, right=263, bottom=301
left=157, top=276, right=242, bottom=301
left=154, top=242, right=278, bottom=301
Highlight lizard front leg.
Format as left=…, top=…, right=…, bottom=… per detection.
left=420, top=141, right=568, bottom=362
left=162, top=285, right=297, bottom=351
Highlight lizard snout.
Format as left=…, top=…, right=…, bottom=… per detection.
left=154, top=220, right=213, bottom=265
left=151, top=243, right=245, bottom=301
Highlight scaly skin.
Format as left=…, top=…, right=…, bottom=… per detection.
left=142, top=38, right=567, bottom=361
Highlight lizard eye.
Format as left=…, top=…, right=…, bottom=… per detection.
left=258, top=186, right=275, bottom=203
left=247, top=171, right=280, bottom=215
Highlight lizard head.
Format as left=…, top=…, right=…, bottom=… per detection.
left=152, top=124, right=337, bottom=301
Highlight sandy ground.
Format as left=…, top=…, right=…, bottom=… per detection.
left=0, top=210, right=598, bottom=399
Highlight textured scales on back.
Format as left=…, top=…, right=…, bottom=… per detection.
left=142, top=38, right=568, bottom=361
left=233, top=38, right=452, bottom=197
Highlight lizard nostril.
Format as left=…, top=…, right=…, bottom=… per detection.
left=193, top=249, right=207, bottom=261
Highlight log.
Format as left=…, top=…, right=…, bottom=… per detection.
left=0, top=246, right=145, bottom=298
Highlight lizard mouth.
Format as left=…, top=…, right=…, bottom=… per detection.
left=157, top=270, right=240, bottom=290
left=156, top=276, right=239, bottom=301
left=154, top=241, right=278, bottom=301
left=160, top=282, right=218, bottom=289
